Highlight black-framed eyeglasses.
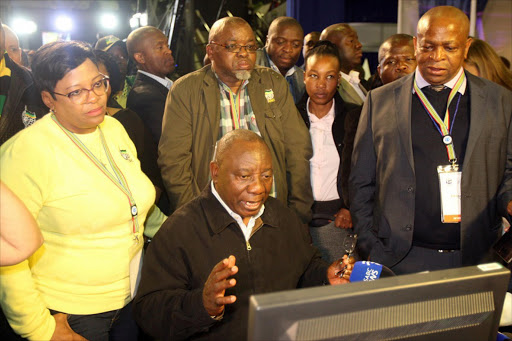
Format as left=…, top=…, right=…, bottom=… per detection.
left=209, top=42, right=258, bottom=53
left=53, top=76, right=110, bottom=104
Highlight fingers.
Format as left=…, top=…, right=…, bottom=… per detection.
left=215, top=294, right=237, bottom=306
left=334, top=209, right=353, bottom=229
left=203, top=256, right=238, bottom=316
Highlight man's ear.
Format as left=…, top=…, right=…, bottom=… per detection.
left=41, top=91, right=55, bottom=110
left=206, top=44, right=214, bottom=61
left=377, top=64, right=381, bottom=76
left=463, top=37, right=472, bottom=59
left=210, top=161, right=219, bottom=184
left=133, top=52, right=144, bottom=65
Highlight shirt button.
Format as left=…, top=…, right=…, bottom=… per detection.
left=403, top=224, right=412, bottom=231
left=407, top=186, right=414, bottom=193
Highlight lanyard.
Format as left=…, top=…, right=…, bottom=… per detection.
left=228, top=90, right=242, bottom=130
left=51, top=115, right=140, bottom=238
left=413, top=72, right=465, bottom=165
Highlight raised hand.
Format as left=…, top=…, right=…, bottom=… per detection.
left=202, top=255, right=238, bottom=316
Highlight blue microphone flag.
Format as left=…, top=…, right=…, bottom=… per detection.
left=349, top=261, right=383, bottom=282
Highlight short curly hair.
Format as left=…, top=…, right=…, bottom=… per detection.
left=31, top=40, right=97, bottom=99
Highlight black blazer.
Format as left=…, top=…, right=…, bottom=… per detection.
left=0, top=54, right=47, bottom=145
left=297, top=91, right=362, bottom=208
left=350, top=72, right=512, bottom=267
left=127, top=72, right=169, bottom=144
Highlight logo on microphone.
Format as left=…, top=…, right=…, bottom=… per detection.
left=364, top=268, right=380, bottom=281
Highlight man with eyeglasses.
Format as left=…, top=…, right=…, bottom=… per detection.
left=256, top=16, right=305, bottom=103
left=158, top=16, right=314, bottom=224
left=0, top=22, right=46, bottom=146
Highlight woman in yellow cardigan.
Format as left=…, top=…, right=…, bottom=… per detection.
left=0, top=41, right=166, bottom=341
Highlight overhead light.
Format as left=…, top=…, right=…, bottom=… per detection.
left=129, top=12, right=148, bottom=30
left=140, top=13, right=148, bottom=27
left=129, top=13, right=140, bottom=29
left=55, top=15, right=73, bottom=32
left=11, top=18, right=37, bottom=35
left=100, top=14, right=118, bottom=30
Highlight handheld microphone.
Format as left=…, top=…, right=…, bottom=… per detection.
left=349, top=261, right=395, bottom=282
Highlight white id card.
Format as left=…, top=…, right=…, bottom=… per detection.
left=129, top=236, right=144, bottom=299
left=437, top=164, right=461, bottom=223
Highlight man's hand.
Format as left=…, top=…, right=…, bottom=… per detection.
left=334, top=208, right=352, bottom=229
left=202, top=255, right=238, bottom=317
left=327, top=255, right=355, bottom=285
left=51, top=313, right=88, bottom=341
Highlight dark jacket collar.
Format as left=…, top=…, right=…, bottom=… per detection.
left=297, top=91, right=349, bottom=128
left=133, top=71, right=169, bottom=95
left=200, top=183, right=280, bottom=235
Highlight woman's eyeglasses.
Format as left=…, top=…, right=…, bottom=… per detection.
left=53, top=76, right=110, bottom=104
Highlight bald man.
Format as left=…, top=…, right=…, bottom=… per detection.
left=256, top=16, right=305, bottom=102
left=126, top=26, right=174, bottom=145
left=320, top=23, right=366, bottom=105
left=0, top=23, right=46, bottom=145
left=134, top=129, right=351, bottom=341
left=2, top=25, right=21, bottom=65
left=303, top=31, right=320, bottom=61
left=350, top=6, right=512, bottom=275
left=377, top=34, right=416, bottom=85
left=158, top=17, right=313, bottom=223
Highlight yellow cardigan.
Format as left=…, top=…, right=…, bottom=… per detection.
left=0, top=114, right=166, bottom=340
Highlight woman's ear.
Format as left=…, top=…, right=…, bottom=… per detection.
left=41, top=91, right=55, bottom=111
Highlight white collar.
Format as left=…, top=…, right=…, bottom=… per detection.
left=341, top=70, right=361, bottom=85
left=138, top=70, right=173, bottom=90
left=414, top=67, right=466, bottom=95
left=211, top=182, right=265, bottom=224
left=267, top=52, right=297, bottom=78
left=307, top=97, right=336, bottom=124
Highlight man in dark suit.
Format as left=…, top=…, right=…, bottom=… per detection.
left=126, top=26, right=175, bottom=144
left=0, top=23, right=46, bottom=146
left=320, top=23, right=367, bottom=106
left=349, top=6, right=512, bottom=275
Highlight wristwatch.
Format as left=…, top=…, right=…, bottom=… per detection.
left=210, top=311, right=224, bottom=321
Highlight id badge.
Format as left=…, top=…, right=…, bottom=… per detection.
left=129, top=235, right=144, bottom=299
left=437, top=164, right=461, bottom=223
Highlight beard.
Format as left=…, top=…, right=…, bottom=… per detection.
left=235, top=70, right=251, bottom=81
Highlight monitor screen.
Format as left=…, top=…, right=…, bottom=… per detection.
left=248, top=263, right=510, bottom=341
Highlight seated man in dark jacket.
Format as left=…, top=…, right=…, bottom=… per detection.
left=133, top=129, right=352, bottom=341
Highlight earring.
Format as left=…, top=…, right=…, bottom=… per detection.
left=50, top=108, right=56, bottom=114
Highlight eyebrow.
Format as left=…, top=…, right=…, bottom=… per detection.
left=224, top=38, right=256, bottom=43
left=64, top=74, right=103, bottom=91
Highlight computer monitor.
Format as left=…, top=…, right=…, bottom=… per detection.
left=248, top=263, right=510, bottom=341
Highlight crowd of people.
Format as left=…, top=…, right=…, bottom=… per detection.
left=0, top=4, right=511, bottom=341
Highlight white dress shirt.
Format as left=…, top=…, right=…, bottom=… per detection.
left=307, top=98, right=340, bottom=201
left=413, top=66, right=467, bottom=95
left=211, top=182, right=265, bottom=242
left=341, top=70, right=367, bottom=101
left=137, top=70, right=173, bottom=90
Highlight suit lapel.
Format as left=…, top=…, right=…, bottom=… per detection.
left=395, top=75, right=415, bottom=171
left=203, top=68, right=222, bottom=146
left=136, top=73, right=169, bottom=96
left=339, top=78, right=363, bottom=105
left=247, top=70, right=266, bottom=134
left=462, top=74, right=486, bottom=171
